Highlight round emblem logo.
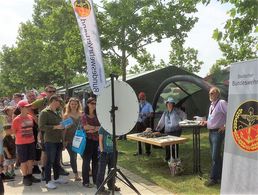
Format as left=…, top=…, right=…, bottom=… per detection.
left=74, top=0, right=91, bottom=17
left=232, top=100, right=258, bottom=152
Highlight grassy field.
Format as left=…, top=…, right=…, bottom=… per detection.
left=117, top=129, right=221, bottom=195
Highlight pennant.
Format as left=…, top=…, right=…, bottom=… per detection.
left=71, top=0, right=106, bottom=95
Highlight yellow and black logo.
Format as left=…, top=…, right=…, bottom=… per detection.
left=74, top=0, right=91, bottom=17
left=232, top=100, right=258, bottom=152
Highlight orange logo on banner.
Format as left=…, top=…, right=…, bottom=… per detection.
left=232, top=100, right=258, bottom=152
left=74, top=0, right=91, bottom=17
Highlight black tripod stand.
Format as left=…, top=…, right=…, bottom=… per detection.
left=95, top=73, right=141, bottom=195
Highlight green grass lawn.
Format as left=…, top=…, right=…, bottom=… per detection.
left=117, top=130, right=221, bottom=194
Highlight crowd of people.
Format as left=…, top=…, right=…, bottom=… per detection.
left=0, top=85, right=227, bottom=194
left=0, top=85, right=120, bottom=195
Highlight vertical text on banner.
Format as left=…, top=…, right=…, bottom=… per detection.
left=71, top=0, right=106, bottom=95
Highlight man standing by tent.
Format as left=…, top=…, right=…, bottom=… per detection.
left=134, top=92, right=153, bottom=156
left=200, top=87, right=227, bottom=186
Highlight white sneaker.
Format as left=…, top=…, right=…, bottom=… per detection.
left=45, top=181, right=57, bottom=189
left=53, top=177, right=68, bottom=184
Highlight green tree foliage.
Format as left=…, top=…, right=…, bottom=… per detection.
left=168, top=39, right=203, bottom=73
left=211, top=0, right=258, bottom=68
left=129, top=50, right=158, bottom=74
left=97, top=0, right=200, bottom=80
left=0, top=0, right=202, bottom=95
left=0, top=0, right=86, bottom=95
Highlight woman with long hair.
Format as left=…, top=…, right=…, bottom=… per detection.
left=81, top=97, right=100, bottom=188
left=63, top=97, right=83, bottom=181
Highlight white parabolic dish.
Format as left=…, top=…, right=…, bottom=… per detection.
left=96, top=80, right=139, bottom=136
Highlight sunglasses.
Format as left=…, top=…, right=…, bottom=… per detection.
left=48, top=90, right=56, bottom=93
left=90, top=102, right=96, bottom=105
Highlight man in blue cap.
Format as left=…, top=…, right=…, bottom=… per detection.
left=154, top=97, right=186, bottom=161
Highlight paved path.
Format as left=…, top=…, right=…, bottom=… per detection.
left=4, top=150, right=172, bottom=195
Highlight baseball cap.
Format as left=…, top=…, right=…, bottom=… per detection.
left=165, top=97, right=176, bottom=104
left=138, top=92, right=146, bottom=99
left=17, top=100, right=31, bottom=108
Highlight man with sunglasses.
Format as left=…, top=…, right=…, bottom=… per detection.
left=134, top=92, right=153, bottom=156
left=200, top=87, right=227, bottom=187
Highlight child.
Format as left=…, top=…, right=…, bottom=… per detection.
left=12, top=100, right=40, bottom=186
left=3, top=124, right=16, bottom=178
left=96, top=127, right=120, bottom=195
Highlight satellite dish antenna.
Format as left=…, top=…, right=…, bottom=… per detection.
left=96, top=80, right=139, bottom=135
left=95, top=74, right=141, bottom=195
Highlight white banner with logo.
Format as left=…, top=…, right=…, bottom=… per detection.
left=71, top=0, right=106, bottom=95
left=221, top=59, right=258, bottom=194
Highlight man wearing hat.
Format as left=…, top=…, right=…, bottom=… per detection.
left=134, top=92, right=153, bottom=156
left=154, top=97, right=186, bottom=161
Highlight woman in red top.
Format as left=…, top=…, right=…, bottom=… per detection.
left=12, top=100, right=40, bottom=186
left=81, top=97, right=100, bottom=188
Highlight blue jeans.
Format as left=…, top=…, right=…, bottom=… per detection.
left=96, top=152, right=115, bottom=190
left=209, top=130, right=225, bottom=181
left=66, top=143, right=78, bottom=174
left=45, top=142, right=62, bottom=183
left=82, top=139, right=98, bottom=185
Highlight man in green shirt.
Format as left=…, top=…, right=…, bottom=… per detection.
left=39, top=95, right=68, bottom=189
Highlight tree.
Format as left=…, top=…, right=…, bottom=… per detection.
left=168, top=39, right=203, bottom=73
left=97, top=0, right=200, bottom=80
left=211, top=0, right=258, bottom=68
left=0, top=0, right=86, bottom=95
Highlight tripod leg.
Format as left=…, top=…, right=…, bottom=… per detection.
left=95, top=169, right=116, bottom=195
left=117, top=169, right=141, bottom=195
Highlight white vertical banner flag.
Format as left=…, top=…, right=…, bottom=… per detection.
left=221, top=59, right=258, bottom=194
left=71, top=0, right=106, bottom=95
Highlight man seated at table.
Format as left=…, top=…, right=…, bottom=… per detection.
left=153, top=97, right=186, bottom=161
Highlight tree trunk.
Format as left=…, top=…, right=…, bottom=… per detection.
left=64, top=63, right=69, bottom=99
left=122, top=49, right=126, bottom=81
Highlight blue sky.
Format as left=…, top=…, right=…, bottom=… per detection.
left=0, top=0, right=231, bottom=77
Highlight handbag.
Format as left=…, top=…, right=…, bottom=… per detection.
left=72, top=121, right=86, bottom=156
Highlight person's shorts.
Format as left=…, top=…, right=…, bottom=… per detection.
left=16, top=142, right=36, bottom=163
left=3, top=158, right=15, bottom=167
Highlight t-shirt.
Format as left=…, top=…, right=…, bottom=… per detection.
left=3, top=135, right=16, bottom=159
left=12, top=115, right=35, bottom=145
left=99, top=127, right=113, bottom=153
left=81, top=113, right=100, bottom=141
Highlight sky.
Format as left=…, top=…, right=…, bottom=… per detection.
left=0, top=0, right=231, bottom=77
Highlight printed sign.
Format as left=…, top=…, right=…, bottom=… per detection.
left=221, top=59, right=258, bottom=194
